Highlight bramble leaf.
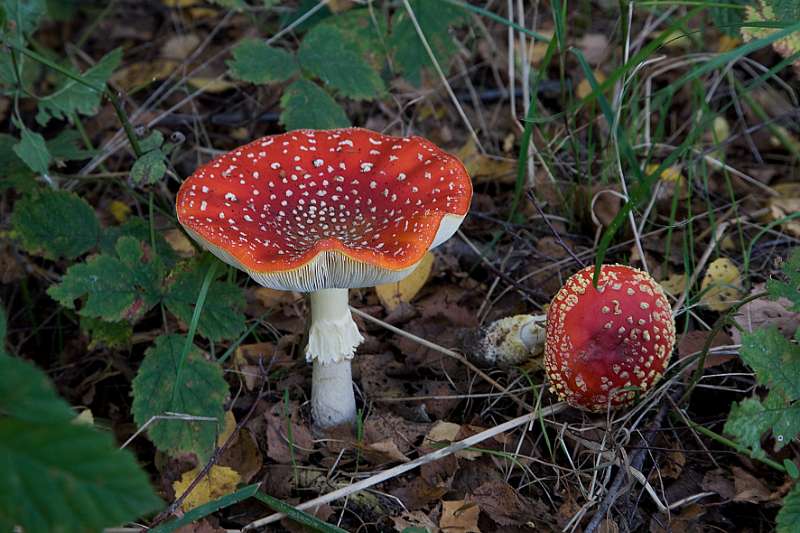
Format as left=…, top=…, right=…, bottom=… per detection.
left=0, top=0, right=45, bottom=45
left=99, top=218, right=178, bottom=268
left=777, top=482, right=800, bottom=533
left=13, top=127, right=51, bottom=175
left=768, top=248, right=800, bottom=312
left=739, top=326, right=800, bottom=399
left=131, top=335, right=228, bottom=461
left=388, top=0, right=468, bottom=86
left=0, top=134, right=35, bottom=192
left=227, top=38, right=298, bottom=84
left=47, top=236, right=164, bottom=322
left=280, top=79, right=350, bottom=131
left=36, top=48, right=122, bottom=126
left=80, top=316, right=133, bottom=350
left=11, top=189, right=100, bottom=260
left=164, top=260, right=246, bottom=342
left=316, top=8, right=389, bottom=69
left=298, top=24, right=385, bottom=100
left=46, top=129, right=96, bottom=162
left=0, top=356, right=161, bottom=532
left=131, top=149, right=167, bottom=185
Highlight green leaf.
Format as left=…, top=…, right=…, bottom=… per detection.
left=388, top=0, right=467, bottom=86
left=0, top=133, right=35, bottom=192
left=138, top=130, right=164, bottom=153
left=227, top=38, right=298, bottom=84
left=777, top=482, right=800, bottom=533
left=1, top=0, right=45, bottom=45
left=80, top=316, right=132, bottom=350
left=768, top=0, right=800, bottom=22
left=280, top=79, right=350, bottom=131
left=298, top=24, right=385, bottom=100
left=710, top=0, right=750, bottom=37
left=35, top=48, right=122, bottom=126
left=13, top=127, right=51, bottom=175
left=164, top=259, right=246, bottom=342
left=99, top=218, right=178, bottom=268
left=47, top=236, right=164, bottom=322
left=131, top=149, right=168, bottom=185
left=768, top=248, right=800, bottom=312
left=0, top=356, right=161, bottom=532
left=0, top=304, right=6, bottom=357
left=739, top=326, right=800, bottom=399
left=724, top=396, right=773, bottom=459
left=11, top=189, right=100, bottom=260
left=46, top=129, right=96, bottom=162
left=131, top=334, right=228, bottom=461
left=315, top=8, right=389, bottom=69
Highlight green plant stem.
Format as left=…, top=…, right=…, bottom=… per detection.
left=680, top=291, right=768, bottom=405
left=680, top=415, right=787, bottom=473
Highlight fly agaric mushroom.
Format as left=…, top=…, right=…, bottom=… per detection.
left=176, top=128, right=472, bottom=427
left=544, top=265, right=675, bottom=411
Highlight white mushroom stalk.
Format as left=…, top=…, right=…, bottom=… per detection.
left=306, top=288, right=363, bottom=427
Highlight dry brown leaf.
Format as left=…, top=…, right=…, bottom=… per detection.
left=265, top=402, right=314, bottom=464
left=376, top=252, right=435, bottom=311
left=732, top=285, right=800, bottom=344
left=161, top=34, right=200, bottom=61
left=700, top=257, right=743, bottom=311
left=732, top=466, right=774, bottom=503
left=363, top=439, right=411, bottom=464
left=172, top=465, right=241, bottom=512
left=391, top=511, right=439, bottom=532
left=454, top=138, right=516, bottom=184
left=468, top=479, right=539, bottom=526
left=218, top=428, right=263, bottom=483
left=440, top=500, right=481, bottom=533
left=426, top=421, right=481, bottom=460
left=767, top=183, right=800, bottom=238
left=164, top=228, right=196, bottom=257
left=252, top=287, right=297, bottom=309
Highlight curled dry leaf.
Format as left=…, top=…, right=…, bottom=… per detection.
left=731, top=285, right=800, bottom=344
left=440, top=500, right=481, bottom=533
left=172, top=465, right=241, bottom=512
left=700, top=258, right=744, bottom=312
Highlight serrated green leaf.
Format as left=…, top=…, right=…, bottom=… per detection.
left=35, top=48, right=122, bottom=126
left=99, top=218, right=178, bottom=268
left=46, top=129, right=96, bottom=162
left=131, top=149, right=167, bottom=185
left=768, top=248, right=800, bottom=312
left=777, top=482, right=800, bottom=533
left=80, top=316, right=132, bottom=350
left=164, top=260, right=246, bottom=342
left=1, top=0, right=45, bottom=46
left=11, top=189, right=100, bottom=260
left=740, top=326, right=800, bottom=399
left=0, top=355, right=161, bottom=532
left=298, top=25, right=385, bottom=100
left=0, top=134, right=35, bottom=192
left=768, top=0, right=800, bottom=22
left=724, top=396, right=773, bottom=459
left=388, top=0, right=467, bottom=86
left=316, top=8, right=389, bottom=69
left=280, top=79, right=350, bottom=131
left=0, top=355, right=75, bottom=424
left=138, top=130, right=164, bottom=153
left=132, top=334, right=228, bottom=461
left=47, top=236, right=164, bottom=322
left=280, top=0, right=331, bottom=32
left=227, top=38, right=298, bottom=85
left=13, top=127, right=51, bottom=175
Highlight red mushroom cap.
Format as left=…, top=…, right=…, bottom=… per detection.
left=544, top=265, right=676, bottom=411
left=176, top=128, right=472, bottom=291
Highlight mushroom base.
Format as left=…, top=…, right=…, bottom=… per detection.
left=311, top=358, right=357, bottom=428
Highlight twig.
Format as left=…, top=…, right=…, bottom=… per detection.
left=350, top=306, right=534, bottom=411
left=243, top=402, right=566, bottom=529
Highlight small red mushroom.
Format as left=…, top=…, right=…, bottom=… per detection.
left=544, top=264, right=676, bottom=411
left=176, top=127, right=472, bottom=427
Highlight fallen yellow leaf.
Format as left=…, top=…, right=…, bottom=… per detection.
left=576, top=70, right=607, bottom=100
left=645, top=163, right=684, bottom=183
left=425, top=421, right=481, bottom=460
left=163, top=228, right=196, bottom=257
left=660, top=273, right=687, bottom=298
left=454, top=138, right=516, bottom=184
left=187, top=76, right=237, bottom=94
left=700, top=258, right=743, bottom=312
left=375, top=252, right=434, bottom=311
left=217, top=410, right=236, bottom=447
left=109, top=200, right=131, bottom=223
left=111, top=60, right=177, bottom=92
left=172, top=465, right=241, bottom=512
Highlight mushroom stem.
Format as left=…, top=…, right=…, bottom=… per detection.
left=307, top=288, right=363, bottom=427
